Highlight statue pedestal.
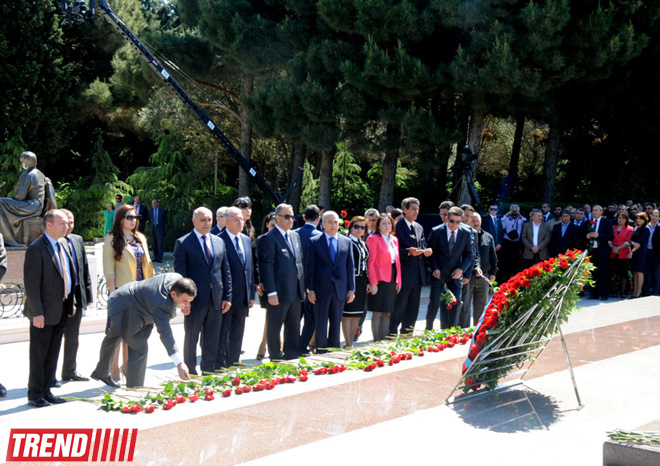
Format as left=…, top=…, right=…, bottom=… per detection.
left=4, top=247, right=28, bottom=286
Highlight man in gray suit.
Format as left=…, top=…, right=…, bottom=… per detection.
left=91, top=273, right=196, bottom=388
left=23, top=210, right=75, bottom=407
left=521, top=209, right=552, bottom=267
left=58, top=209, right=93, bottom=383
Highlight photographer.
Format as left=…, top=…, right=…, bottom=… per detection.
left=497, top=204, right=526, bottom=282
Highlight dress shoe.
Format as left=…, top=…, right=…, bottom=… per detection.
left=0, top=383, right=7, bottom=397
left=50, top=379, right=62, bottom=388
left=45, top=393, right=67, bottom=404
left=63, top=373, right=90, bottom=382
left=90, top=371, right=120, bottom=388
left=27, top=397, right=51, bottom=408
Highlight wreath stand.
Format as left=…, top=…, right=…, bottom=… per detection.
left=445, top=252, right=588, bottom=414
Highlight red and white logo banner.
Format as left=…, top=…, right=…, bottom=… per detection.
left=6, top=428, right=138, bottom=462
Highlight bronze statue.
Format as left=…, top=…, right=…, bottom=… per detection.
left=0, top=151, right=56, bottom=246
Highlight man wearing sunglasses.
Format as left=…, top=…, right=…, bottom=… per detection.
left=256, top=203, right=305, bottom=360
left=427, top=206, right=474, bottom=329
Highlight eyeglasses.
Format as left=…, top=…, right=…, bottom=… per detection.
left=278, top=214, right=295, bottom=221
left=448, top=219, right=461, bottom=225
left=489, top=207, right=498, bottom=211
left=352, top=225, right=367, bottom=230
left=125, top=215, right=138, bottom=221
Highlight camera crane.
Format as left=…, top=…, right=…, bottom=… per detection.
left=58, top=0, right=298, bottom=206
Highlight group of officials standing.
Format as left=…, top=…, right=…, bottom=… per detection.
left=19, top=197, right=493, bottom=407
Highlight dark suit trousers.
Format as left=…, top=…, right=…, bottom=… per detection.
left=266, top=299, right=301, bottom=360
left=313, top=291, right=344, bottom=351
left=28, top=306, right=68, bottom=400
left=299, top=298, right=315, bottom=352
left=643, top=249, right=660, bottom=296
left=427, top=277, right=463, bottom=330
left=151, top=227, right=165, bottom=261
left=61, top=292, right=83, bottom=378
left=218, top=304, right=248, bottom=368
left=590, top=252, right=609, bottom=298
left=184, top=302, right=221, bottom=374
left=392, top=286, right=422, bottom=335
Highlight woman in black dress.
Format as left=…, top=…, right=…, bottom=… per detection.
left=342, top=216, right=370, bottom=348
left=630, top=212, right=650, bottom=298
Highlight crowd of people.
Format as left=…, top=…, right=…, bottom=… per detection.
left=16, top=194, right=659, bottom=406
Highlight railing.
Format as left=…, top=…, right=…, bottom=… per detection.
left=0, top=282, right=26, bottom=319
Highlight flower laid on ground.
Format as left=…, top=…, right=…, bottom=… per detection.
left=461, top=249, right=594, bottom=392
left=92, top=328, right=472, bottom=414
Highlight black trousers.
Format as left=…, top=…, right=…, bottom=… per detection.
left=391, top=286, right=422, bottom=335
left=183, top=302, right=222, bottom=374
left=28, top=303, right=69, bottom=400
left=61, top=299, right=83, bottom=378
left=313, top=290, right=345, bottom=351
left=218, top=304, right=248, bottom=368
left=266, top=299, right=301, bottom=360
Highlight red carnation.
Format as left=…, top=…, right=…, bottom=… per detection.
left=530, top=267, right=541, bottom=277
left=475, top=332, right=488, bottom=343
left=542, top=262, right=553, bottom=272
left=484, top=317, right=497, bottom=329
left=341, top=210, right=348, bottom=218
left=344, top=220, right=350, bottom=228
left=559, top=259, right=569, bottom=269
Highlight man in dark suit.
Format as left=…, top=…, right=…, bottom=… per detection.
left=295, top=204, right=322, bottom=352
left=482, top=202, right=503, bottom=249
left=427, top=206, right=474, bottom=329
left=23, top=210, right=74, bottom=407
left=305, top=211, right=355, bottom=351
left=58, top=209, right=93, bottom=383
left=392, top=197, right=432, bottom=335
left=0, top=233, right=7, bottom=397
left=643, top=209, right=660, bottom=296
left=218, top=207, right=255, bottom=367
left=149, top=198, right=167, bottom=262
left=257, top=203, right=305, bottom=360
left=550, top=209, right=579, bottom=257
left=173, top=207, right=232, bottom=374
left=586, top=205, right=614, bottom=300
left=91, top=274, right=195, bottom=388
left=425, top=200, right=454, bottom=330
left=466, top=213, right=498, bottom=325
left=133, top=195, right=148, bottom=234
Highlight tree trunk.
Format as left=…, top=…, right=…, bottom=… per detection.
left=378, top=123, right=400, bottom=212
left=238, top=74, right=254, bottom=198
left=505, top=114, right=525, bottom=201
left=317, top=148, right=334, bottom=209
left=467, top=105, right=485, bottom=162
left=287, top=141, right=306, bottom=212
left=542, top=112, right=562, bottom=203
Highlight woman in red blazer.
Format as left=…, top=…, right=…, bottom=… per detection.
left=366, top=214, right=402, bottom=341
left=608, top=211, right=633, bottom=297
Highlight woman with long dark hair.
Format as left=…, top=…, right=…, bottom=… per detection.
left=630, top=212, right=650, bottom=299
left=102, top=204, right=154, bottom=381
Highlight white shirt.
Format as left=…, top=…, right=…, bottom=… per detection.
left=532, top=222, right=541, bottom=246
left=381, top=234, right=397, bottom=263
left=226, top=230, right=245, bottom=258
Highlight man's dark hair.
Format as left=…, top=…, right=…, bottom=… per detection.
left=304, top=204, right=321, bottom=221
left=401, top=197, right=420, bottom=210
left=460, top=204, right=475, bottom=213
left=171, top=278, right=197, bottom=297
left=439, top=200, right=455, bottom=210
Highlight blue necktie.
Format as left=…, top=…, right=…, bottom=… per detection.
left=201, top=235, right=212, bottom=264
left=235, top=236, right=245, bottom=265
left=329, top=237, right=336, bottom=263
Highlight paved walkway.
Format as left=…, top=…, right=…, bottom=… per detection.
left=1, top=278, right=659, bottom=465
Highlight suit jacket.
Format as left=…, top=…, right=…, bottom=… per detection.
left=103, top=233, right=154, bottom=288
left=108, top=273, right=182, bottom=356
left=295, top=223, right=322, bottom=253
left=521, top=221, right=552, bottom=260
left=551, top=222, right=579, bottom=256
left=134, top=203, right=148, bottom=233
left=482, top=214, right=503, bottom=246
left=588, top=217, right=614, bottom=258
left=173, top=230, right=232, bottom=311
left=65, top=233, right=93, bottom=311
left=650, top=223, right=660, bottom=252
left=219, top=230, right=255, bottom=308
left=256, top=227, right=305, bottom=303
left=0, top=233, right=6, bottom=281
left=427, top=224, right=474, bottom=282
left=305, top=233, right=355, bottom=300
left=366, top=233, right=402, bottom=287
left=476, top=230, right=498, bottom=277
left=395, top=218, right=427, bottom=288
left=23, top=234, right=74, bottom=325
left=149, top=207, right=167, bottom=234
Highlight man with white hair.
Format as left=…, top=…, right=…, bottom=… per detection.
left=174, top=207, right=232, bottom=374
left=211, top=206, right=229, bottom=236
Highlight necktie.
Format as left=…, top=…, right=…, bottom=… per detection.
left=329, top=236, right=337, bottom=263
left=449, top=230, right=456, bottom=253
left=235, top=236, right=245, bottom=265
left=285, top=232, right=294, bottom=257
left=57, top=242, right=70, bottom=299
left=410, top=223, right=418, bottom=246
left=154, top=208, right=158, bottom=225
left=201, top=235, right=212, bottom=264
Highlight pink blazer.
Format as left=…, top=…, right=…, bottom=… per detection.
left=610, top=225, right=633, bottom=259
left=366, top=233, right=402, bottom=287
